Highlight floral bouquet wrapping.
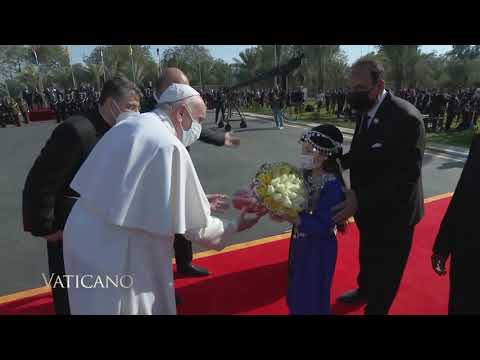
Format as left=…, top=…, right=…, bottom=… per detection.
left=232, top=162, right=307, bottom=219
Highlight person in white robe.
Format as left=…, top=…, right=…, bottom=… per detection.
left=63, top=84, right=263, bottom=315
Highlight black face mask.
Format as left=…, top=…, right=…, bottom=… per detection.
left=347, top=89, right=376, bottom=112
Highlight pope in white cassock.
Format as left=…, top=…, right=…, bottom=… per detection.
left=63, top=84, right=263, bottom=315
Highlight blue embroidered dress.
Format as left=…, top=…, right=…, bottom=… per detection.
left=287, top=174, right=345, bottom=315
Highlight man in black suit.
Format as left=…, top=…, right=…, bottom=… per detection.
left=333, top=59, right=426, bottom=315
left=22, top=77, right=142, bottom=315
left=432, top=135, right=480, bottom=314
left=153, top=68, right=240, bottom=278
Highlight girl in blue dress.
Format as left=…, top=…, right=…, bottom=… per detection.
left=274, top=124, right=348, bottom=315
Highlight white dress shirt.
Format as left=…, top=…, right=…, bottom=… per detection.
left=366, top=89, right=387, bottom=128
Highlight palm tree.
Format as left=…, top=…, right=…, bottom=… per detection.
left=132, top=62, right=145, bottom=85
left=233, top=47, right=260, bottom=86
left=376, top=45, right=420, bottom=92
left=85, top=63, right=104, bottom=91
left=105, top=60, right=123, bottom=79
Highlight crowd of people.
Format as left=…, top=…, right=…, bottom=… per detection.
left=396, top=87, right=480, bottom=132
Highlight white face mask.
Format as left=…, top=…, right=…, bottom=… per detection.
left=112, top=99, right=139, bottom=124
left=181, top=106, right=202, bottom=147
left=300, top=154, right=317, bottom=170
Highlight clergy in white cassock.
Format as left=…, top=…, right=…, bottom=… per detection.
left=63, top=83, right=263, bottom=315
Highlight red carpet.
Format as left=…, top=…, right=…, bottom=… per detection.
left=29, top=109, right=55, bottom=122
left=0, top=197, right=451, bottom=315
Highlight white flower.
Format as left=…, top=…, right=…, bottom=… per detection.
left=283, top=198, right=293, bottom=208
left=273, top=193, right=283, bottom=202
left=267, top=185, right=275, bottom=194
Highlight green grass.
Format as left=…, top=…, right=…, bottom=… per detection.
left=426, top=129, right=475, bottom=148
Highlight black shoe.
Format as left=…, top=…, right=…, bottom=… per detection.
left=177, top=264, right=210, bottom=277
left=337, top=288, right=367, bottom=305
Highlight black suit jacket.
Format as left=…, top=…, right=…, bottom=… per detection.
left=341, top=91, right=425, bottom=227
left=22, top=110, right=110, bottom=236
left=433, top=135, right=480, bottom=256
left=198, top=127, right=225, bottom=147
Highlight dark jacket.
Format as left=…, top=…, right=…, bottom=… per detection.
left=22, top=110, right=110, bottom=236
left=341, top=91, right=426, bottom=227
left=198, top=127, right=225, bottom=147
left=433, top=135, right=480, bottom=256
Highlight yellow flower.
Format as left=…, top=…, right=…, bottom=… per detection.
left=270, top=202, right=281, bottom=211
left=287, top=209, right=298, bottom=218
left=258, top=173, right=273, bottom=184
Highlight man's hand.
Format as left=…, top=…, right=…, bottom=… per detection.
left=224, top=132, right=240, bottom=147
left=237, top=208, right=264, bottom=232
left=431, top=253, right=448, bottom=276
left=43, top=231, right=63, bottom=242
left=332, top=189, right=358, bottom=223
left=207, top=194, right=230, bottom=212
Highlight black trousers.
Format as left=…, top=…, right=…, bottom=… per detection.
left=449, top=251, right=480, bottom=314
left=215, top=105, right=225, bottom=124
left=356, top=221, right=414, bottom=315
left=445, top=113, right=456, bottom=131
left=174, top=234, right=193, bottom=269
left=47, top=241, right=70, bottom=315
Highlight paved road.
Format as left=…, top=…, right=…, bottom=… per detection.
left=0, top=111, right=467, bottom=295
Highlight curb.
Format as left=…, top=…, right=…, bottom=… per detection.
left=243, top=112, right=469, bottom=159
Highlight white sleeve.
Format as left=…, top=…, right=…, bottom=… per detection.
left=185, top=216, right=238, bottom=251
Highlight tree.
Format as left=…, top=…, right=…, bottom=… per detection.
left=161, top=45, right=215, bottom=86
left=0, top=45, right=27, bottom=81
left=84, top=45, right=157, bottom=84
left=233, top=47, right=260, bottom=86
left=85, top=63, right=104, bottom=90
left=376, top=45, right=420, bottom=92
left=447, top=45, right=480, bottom=61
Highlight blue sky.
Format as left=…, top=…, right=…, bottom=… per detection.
left=67, top=45, right=453, bottom=65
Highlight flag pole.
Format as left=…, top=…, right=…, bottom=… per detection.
left=100, top=47, right=106, bottom=82
left=129, top=45, right=136, bottom=84
left=66, top=46, right=77, bottom=89
left=156, top=48, right=161, bottom=77
left=32, top=46, right=47, bottom=108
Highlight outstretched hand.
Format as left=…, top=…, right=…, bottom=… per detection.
left=224, top=132, right=240, bottom=147
left=207, top=194, right=230, bottom=212
left=237, top=207, right=264, bottom=232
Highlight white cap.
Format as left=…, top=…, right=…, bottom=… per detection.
left=157, top=83, right=200, bottom=104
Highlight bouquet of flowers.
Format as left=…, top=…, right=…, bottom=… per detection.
left=233, top=162, right=307, bottom=220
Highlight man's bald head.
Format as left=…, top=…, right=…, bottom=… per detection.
left=156, top=68, right=190, bottom=94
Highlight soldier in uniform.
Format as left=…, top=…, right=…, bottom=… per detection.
left=215, top=89, right=226, bottom=126
left=3, top=97, right=22, bottom=127
left=23, top=87, right=33, bottom=111
left=337, top=88, right=346, bottom=119
left=17, top=96, right=30, bottom=125
left=33, top=88, right=43, bottom=110
left=55, top=91, right=66, bottom=123
left=65, top=90, right=74, bottom=117
left=445, top=91, right=460, bottom=132
left=325, top=91, right=331, bottom=113
left=316, top=89, right=325, bottom=112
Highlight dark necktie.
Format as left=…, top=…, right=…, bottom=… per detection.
left=359, top=113, right=370, bottom=136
